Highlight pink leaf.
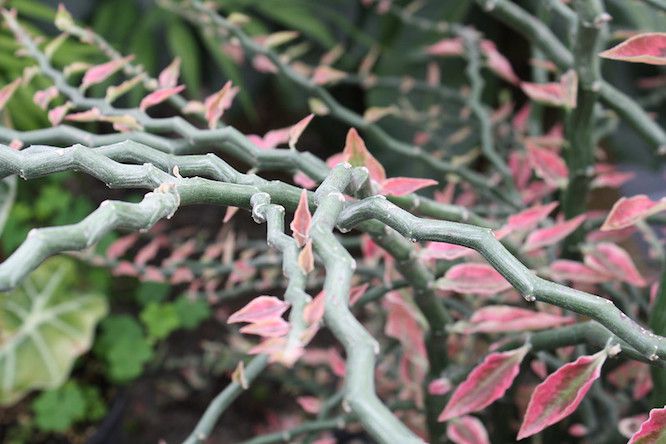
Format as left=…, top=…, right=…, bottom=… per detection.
left=311, top=65, right=347, bottom=85
left=447, top=416, right=490, bottom=444
left=303, top=290, right=325, bottom=326
left=342, top=128, right=386, bottom=182
left=629, top=408, right=666, bottom=443
left=521, top=69, right=578, bottom=108
left=517, top=349, right=608, bottom=440
left=349, top=283, right=369, bottom=306
left=546, top=260, right=610, bottom=284
left=0, top=78, right=22, bottom=111
left=522, top=214, right=586, bottom=252
left=480, top=40, right=520, bottom=85
left=505, top=202, right=559, bottom=232
left=437, top=263, right=512, bottom=296
left=134, top=237, right=164, bottom=266
left=600, top=33, right=666, bottom=65
left=421, top=242, right=475, bottom=261
left=452, top=305, right=574, bottom=334
left=227, top=296, right=290, bottom=324
left=601, top=195, right=666, bottom=231
left=293, top=172, right=317, bottom=189
left=139, top=85, right=185, bottom=111
left=438, top=345, right=530, bottom=421
left=428, top=377, right=453, bottom=396
left=290, top=189, right=312, bottom=247
left=584, top=242, right=647, bottom=287
left=81, top=55, right=134, bottom=90
left=48, top=103, right=72, bottom=126
left=383, top=291, right=427, bottom=360
left=288, top=113, right=314, bottom=149
left=204, top=81, right=238, bottom=128
left=296, top=396, right=321, bottom=415
left=526, top=142, right=569, bottom=188
left=239, top=318, right=290, bottom=338
left=621, top=414, right=651, bottom=439
left=223, top=206, right=239, bottom=223
left=158, top=57, right=181, bottom=88
left=65, top=108, right=103, bottom=122
left=379, top=177, right=438, bottom=196
left=106, top=233, right=139, bottom=259
left=426, top=38, right=464, bottom=56
left=33, top=86, right=58, bottom=110
left=252, top=54, right=278, bottom=73
left=298, top=240, right=315, bottom=273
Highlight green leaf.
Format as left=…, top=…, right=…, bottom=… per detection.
left=166, top=19, right=201, bottom=95
left=136, top=281, right=170, bottom=306
left=254, top=1, right=335, bottom=48
left=95, top=315, right=153, bottom=382
left=174, top=296, right=211, bottom=329
left=140, top=302, right=181, bottom=340
left=32, top=381, right=86, bottom=432
left=0, top=258, right=108, bottom=405
left=0, top=176, right=16, bottom=237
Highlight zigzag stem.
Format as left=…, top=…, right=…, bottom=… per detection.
left=473, top=0, right=666, bottom=150
left=161, top=0, right=520, bottom=207
left=337, top=195, right=666, bottom=362
left=310, top=164, right=425, bottom=444
left=183, top=355, right=268, bottom=444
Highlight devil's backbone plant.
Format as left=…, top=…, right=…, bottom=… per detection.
left=0, top=0, right=665, bottom=443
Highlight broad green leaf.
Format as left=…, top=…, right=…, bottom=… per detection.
left=32, top=381, right=86, bottom=432
left=140, top=302, right=181, bottom=340
left=0, top=259, right=108, bottom=405
left=94, top=315, right=152, bottom=382
left=174, top=296, right=211, bottom=329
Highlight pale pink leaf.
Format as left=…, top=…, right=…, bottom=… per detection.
left=106, top=233, right=139, bottom=259
left=65, top=108, right=103, bottom=122
left=621, top=414, right=650, bottom=439
left=293, top=172, right=317, bottom=189
left=520, top=69, right=578, bottom=108
left=239, top=318, right=290, bottom=338
left=290, top=189, right=312, bottom=247
left=0, top=78, right=22, bottom=111
left=522, top=215, right=586, bottom=252
left=227, top=296, right=290, bottom=324
left=349, top=283, right=369, bottom=306
left=296, top=396, right=321, bottom=415
left=428, top=377, right=453, bottom=396
left=140, top=85, right=185, bottom=111
left=342, top=128, right=386, bottom=182
left=601, top=195, right=666, bottom=231
left=426, top=38, right=464, bottom=56
left=437, top=263, right=512, bottom=296
left=48, top=103, right=72, bottom=126
left=546, top=260, right=610, bottom=284
left=288, top=113, right=314, bottom=149
left=504, top=202, right=559, bottom=233
left=600, top=33, right=666, bottom=65
left=223, top=206, right=239, bottom=223
left=33, top=86, right=58, bottom=110
left=158, top=57, right=181, bottom=88
left=379, top=177, right=438, bottom=196
left=81, top=55, right=134, bottom=90
left=134, top=237, right=163, bottom=266
left=422, top=242, right=475, bottom=261
left=298, top=240, right=315, bottom=274
left=438, top=345, right=530, bottom=421
left=204, top=81, right=238, bottom=128
left=526, top=142, right=569, bottom=188
left=481, top=40, right=520, bottom=84
left=517, top=349, right=608, bottom=440
left=628, top=409, right=666, bottom=443
left=447, top=416, right=491, bottom=444
left=303, top=290, right=325, bottom=326
left=584, top=242, right=647, bottom=287
left=252, top=54, right=278, bottom=73
left=311, top=65, right=347, bottom=85
left=452, top=305, right=574, bottom=334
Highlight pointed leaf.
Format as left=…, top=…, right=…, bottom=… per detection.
left=239, top=318, right=290, bottom=338
left=452, top=306, right=574, bottom=334
left=303, top=290, right=325, bottom=325
left=227, top=296, right=289, bottom=324
left=447, top=416, right=491, bottom=444
left=600, top=33, right=666, bottom=65
left=426, top=38, right=464, bottom=56
left=288, top=113, right=314, bottom=149
left=629, top=407, right=666, bottom=443
left=81, top=55, right=134, bottom=90
left=547, top=260, right=610, bottom=284
left=526, top=142, right=568, bottom=188
left=48, top=103, right=72, bottom=126
left=521, top=70, right=577, bottom=108
left=204, top=80, right=238, bottom=128
left=422, top=242, right=475, bottom=261
left=158, top=57, right=181, bottom=88
left=290, top=189, right=312, bottom=247
left=438, top=345, right=530, bottom=421
left=437, top=263, right=512, bottom=296
left=481, top=40, right=519, bottom=85
left=379, top=177, right=438, bottom=196
left=298, top=240, right=315, bottom=274
left=33, top=86, right=59, bottom=110
left=311, top=65, right=347, bottom=85
left=584, top=242, right=646, bottom=287
left=601, top=195, right=666, bottom=231
left=517, top=349, right=608, bottom=440
left=501, top=202, right=559, bottom=236
left=0, top=78, right=21, bottom=111
left=296, top=396, right=321, bottom=414
left=342, top=128, right=386, bottom=182
left=523, top=215, right=586, bottom=252
left=139, top=85, right=185, bottom=111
